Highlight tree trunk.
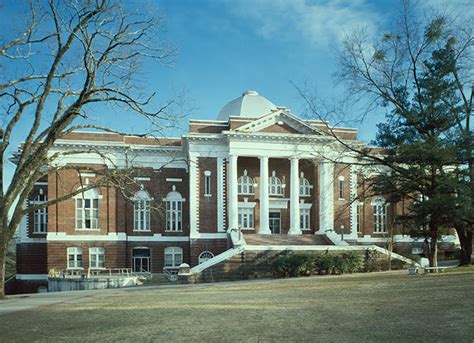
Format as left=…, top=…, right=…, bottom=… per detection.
left=457, top=227, right=473, bottom=265
left=428, top=236, right=439, bottom=271
left=0, top=231, right=6, bottom=299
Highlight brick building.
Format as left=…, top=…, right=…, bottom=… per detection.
left=15, top=90, right=458, bottom=292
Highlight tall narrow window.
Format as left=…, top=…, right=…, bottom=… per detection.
left=164, top=186, right=185, bottom=232
left=67, top=247, right=83, bottom=269
left=356, top=202, right=363, bottom=233
left=300, top=208, right=310, bottom=230
left=204, top=171, right=212, bottom=196
left=90, top=247, right=105, bottom=269
left=373, top=197, right=387, bottom=233
left=32, top=191, right=48, bottom=233
left=75, top=188, right=100, bottom=230
left=338, top=176, right=345, bottom=200
left=299, top=172, right=312, bottom=196
left=238, top=207, right=254, bottom=229
left=134, top=190, right=151, bottom=231
left=269, top=171, right=282, bottom=196
left=237, top=170, right=254, bottom=194
left=164, top=247, right=183, bottom=268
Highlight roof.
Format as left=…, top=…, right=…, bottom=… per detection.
left=217, top=90, right=277, bottom=121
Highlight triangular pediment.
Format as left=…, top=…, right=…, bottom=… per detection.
left=232, top=110, right=323, bottom=135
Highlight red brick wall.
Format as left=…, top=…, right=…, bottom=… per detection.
left=198, top=158, right=218, bottom=233
left=190, top=239, right=228, bottom=266
left=334, top=164, right=351, bottom=235
left=16, top=243, right=48, bottom=274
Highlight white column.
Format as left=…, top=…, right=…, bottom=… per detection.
left=318, top=160, right=334, bottom=233
left=189, top=153, right=199, bottom=238
left=289, top=157, right=301, bottom=235
left=228, top=154, right=239, bottom=230
left=217, top=157, right=225, bottom=232
left=259, top=156, right=271, bottom=234
left=349, top=165, right=358, bottom=239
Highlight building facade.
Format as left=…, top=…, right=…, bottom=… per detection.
left=15, top=90, right=458, bottom=292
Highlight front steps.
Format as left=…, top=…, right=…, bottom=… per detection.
left=244, top=234, right=333, bottom=246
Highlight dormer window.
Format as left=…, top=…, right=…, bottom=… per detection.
left=299, top=172, right=313, bottom=197
left=238, top=169, right=254, bottom=195
left=269, top=171, right=283, bottom=196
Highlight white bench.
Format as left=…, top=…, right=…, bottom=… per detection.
left=423, top=266, right=451, bottom=273
left=408, top=266, right=452, bottom=275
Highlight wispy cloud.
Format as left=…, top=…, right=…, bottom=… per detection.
left=225, top=0, right=383, bottom=48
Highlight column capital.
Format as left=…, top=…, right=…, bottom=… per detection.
left=288, top=156, right=299, bottom=161
left=258, top=155, right=269, bottom=160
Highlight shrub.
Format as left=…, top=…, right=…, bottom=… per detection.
left=272, top=253, right=315, bottom=277
left=313, top=253, right=333, bottom=275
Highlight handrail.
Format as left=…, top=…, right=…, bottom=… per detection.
left=48, top=268, right=144, bottom=279
left=190, top=247, right=245, bottom=274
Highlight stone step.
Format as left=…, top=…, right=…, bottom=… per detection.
left=243, top=234, right=332, bottom=246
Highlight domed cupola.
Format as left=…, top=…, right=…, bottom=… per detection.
left=217, top=90, right=277, bottom=121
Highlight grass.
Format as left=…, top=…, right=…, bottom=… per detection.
left=444, top=264, right=474, bottom=273
left=1, top=272, right=474, bottom=342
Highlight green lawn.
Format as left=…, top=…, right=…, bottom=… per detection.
left=1, top=272, right=473, bottom=342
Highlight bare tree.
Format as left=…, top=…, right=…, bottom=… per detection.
left=0, top=0, right=179, bottom=298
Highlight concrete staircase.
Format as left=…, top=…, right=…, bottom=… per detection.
left=244, top=234, right=333, bottom=246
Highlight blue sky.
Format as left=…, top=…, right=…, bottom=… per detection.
left=1, top=0, right=470, bottom=184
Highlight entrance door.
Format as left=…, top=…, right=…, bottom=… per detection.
left=132, top=248, right=151, bottom=273
left=269, top=211, right=281, bottom=234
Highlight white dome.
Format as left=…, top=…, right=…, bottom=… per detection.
left=217, top=90, right=277, bottom=121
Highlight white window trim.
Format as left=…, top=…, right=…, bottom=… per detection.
left=204, top=170, right=212, bottom=197
left=74, top=188, right=102, bottom=231
left=164, top=247, right=183, bottom=268
left=299, top=172, right=313, bottom=197
left=164, top=186, right=185, bottom=232
left=372, top=197, right=388, bottom=233
left=89, top=247, right=105, bottom=269
left=67, top=247, right=83, bottom=270
left=300, top=208, right=311, bottom=230
left=238, top=207, right=254, bottom=229
left=237, top=169, right=254, bottom=195
left=198, top=251, right=214, bottom=264
left=338, top=176, right=345, bottom=200
left=133, top=190, right=152, bottom=232
left=269, top=170, right=283, bottom=196
left=31, top=193, right=48, bottom=234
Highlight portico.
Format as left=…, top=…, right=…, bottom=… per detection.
left=227, top=153, right=334, bottom=235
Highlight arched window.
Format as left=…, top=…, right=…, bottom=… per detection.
left=75, top=188, right=101, bottom=230
left=67, top=247, right=83, bottom=269
left=164, top=247, right=183, bottom=268
left=198, top=251, right=214, bottom=264
left=238, top=169, right=254, bottom=194
left=299, top=172, right=312, bottom=196
left=269, top=171, right=282, bottom=196
left=372, top=196, right=388, bottom=233
left=164, top=186, right=185, bottom=232
left=90, top=247, right=105, bottom=269
left=133, top=189, right=151, bottom=231
left=31, top=190, right=48, bottom=233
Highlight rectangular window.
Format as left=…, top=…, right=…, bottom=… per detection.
left=238, top=208, right=254, bottom=229
left=67, top=247, right=83, bottom=269
left=33, top=207, right=48, bottom=233
left=373, top=204, right=387, bottom=233
left=76, top=198, right=99, bottom=230
left=204, top=174, right=211, bottom=196
left=166, top=200, right=183, bottom=231
left=90, top=247, right=105, bottom=269
left=300, top=208, right=310, bottom=230
left=164, top=247, right=183, bottom=268
left=134, top=200, right=151, bottom=231
left=339, top=179, right=345, bottom=199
